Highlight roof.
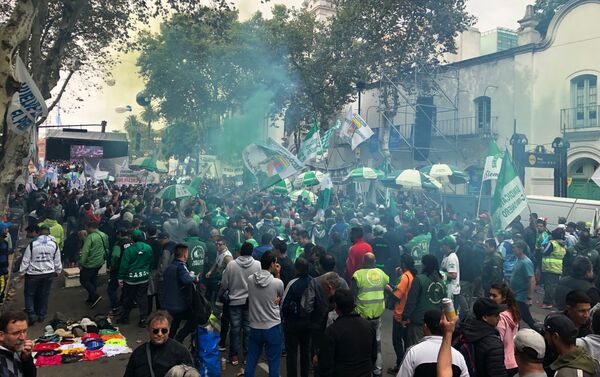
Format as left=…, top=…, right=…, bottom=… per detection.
left=45, top=129, right=128, bottom=143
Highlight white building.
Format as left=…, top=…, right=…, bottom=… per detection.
left=347, top=0, right=600, bottom=200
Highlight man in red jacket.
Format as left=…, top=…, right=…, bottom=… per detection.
left=345, top=227, right=373, bottom=281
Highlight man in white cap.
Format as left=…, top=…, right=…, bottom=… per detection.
left=513, top=329, right=547, bottom=377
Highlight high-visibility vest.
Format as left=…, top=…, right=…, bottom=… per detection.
left=542, top=240, right=566, bottom=274
left=353, top=268, right=389, bottom=319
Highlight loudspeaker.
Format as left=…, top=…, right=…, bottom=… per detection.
left=414, top=96, right=435, bottom=161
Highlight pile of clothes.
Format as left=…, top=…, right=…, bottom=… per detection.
left=32, top=314, right=131, bottom=366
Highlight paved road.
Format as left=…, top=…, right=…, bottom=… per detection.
left=4, top=274, right=552, bottom=377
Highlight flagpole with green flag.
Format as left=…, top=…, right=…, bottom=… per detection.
left=491, top=149, right=529, bottom=231
left=477, top=140, right=503, bottom=216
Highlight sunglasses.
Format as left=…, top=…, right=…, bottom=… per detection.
left=152, top=328, right=169, bottom=335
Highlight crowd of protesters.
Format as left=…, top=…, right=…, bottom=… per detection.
left=2, top=169, right=600, bottom=377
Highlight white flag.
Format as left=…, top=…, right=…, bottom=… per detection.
left=483, top=140, right=503, bottom=181
left=340, top=109, right=374, bottom=150
left=6, top=57, right=48, bottom=135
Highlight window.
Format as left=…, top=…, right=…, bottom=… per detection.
left=474, top=96, right=491, bottom=131
left=571, top=75, right=597, bottom=128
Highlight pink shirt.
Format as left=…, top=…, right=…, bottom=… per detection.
left=497, top=310, right=518, bottom=369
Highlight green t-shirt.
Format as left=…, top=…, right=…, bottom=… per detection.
left=184, top=236, right=207, bottom=275
left=404, top=233, right=432, bottom=267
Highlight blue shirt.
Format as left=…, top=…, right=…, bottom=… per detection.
left=510, top=255, right=534, bottom=302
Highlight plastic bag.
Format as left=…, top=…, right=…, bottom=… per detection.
left=195, top=327, right=221, bottom=377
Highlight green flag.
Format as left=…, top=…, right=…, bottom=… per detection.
left=491, top=149, right=528, bottom=230
left=483, top=140, right=503, bottom=181
left=298, top=119, right=322, bottom=162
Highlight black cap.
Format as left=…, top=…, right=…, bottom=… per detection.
left=157, top=232, right=169, bottom=240
left=473, top=298, right=507, bottom=318
left=26, top=224, right=40, bottom=233
left=543, top=313, right=578, bottom=342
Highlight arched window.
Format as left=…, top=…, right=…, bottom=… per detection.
left=474, top=96, right=491, bottom=131
left=571, top=75, right=597, bottom=128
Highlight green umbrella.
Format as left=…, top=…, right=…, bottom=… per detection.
left=270, top=178, right=292, bottom=195
left=156, top=184, right=198, bottom=200
left=419, top=163, right=468, bottom=185
left=344, top=167, right=384, bottom=182
left=395, top=169, right=442, bottom=190
left=190, top=176, right=202, bottom=188
left=289, top=189, right=318, bottom=205
left=294, top=171, right=325, bottom=188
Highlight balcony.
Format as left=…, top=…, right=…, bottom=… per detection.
left=390, top=116, right=498, bottom=144
left=561, top=106, right=599, bottom=134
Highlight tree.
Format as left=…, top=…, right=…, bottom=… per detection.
left=0, top=0, right=230, bottom=205
left=139, top=104, right=160, bottom=152
left=532, top=0, right=568, bottom=37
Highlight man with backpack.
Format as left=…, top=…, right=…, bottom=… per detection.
left=543, top=313, right=600, bottom=377
left=459, top=297, right=507, bottom=377
left=107, top=228, right=132, bottom=316
left=218, top=242, right=261, bottom=366
left=282, top=257, right=312, bottom=377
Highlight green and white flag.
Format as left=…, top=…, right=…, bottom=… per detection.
left=297, top=120, right=322, bottom=162
left=483, top=140, right=503, bottom=181
left=492, top=150, right=528, bottom=230
left=243, top=137, right=304, bottom=191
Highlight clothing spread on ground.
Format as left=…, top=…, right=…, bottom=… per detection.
left=32, top=315, right=131, bottom=367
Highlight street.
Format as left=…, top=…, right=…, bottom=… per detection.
left=4, top=273, right=551, bottom=377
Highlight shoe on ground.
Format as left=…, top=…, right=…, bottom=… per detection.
left=38, top=316, right=45, bottom=324
left=539, top=303, right=553, bottom=309
left=90, top=296, right=102, bottom=309
left=230, top=355, right=239, bottom=366
left=387, top=366, right=399, bottom=375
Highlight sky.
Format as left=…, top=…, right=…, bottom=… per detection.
left=53, top=0, right=532, bottom=133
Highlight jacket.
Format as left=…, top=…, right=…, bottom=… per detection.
left=19, top=236, right=62, bottom=276
left=577, top=334, right=600, bottom=361
left=219, top=256, right=261, bottom=306
left=461, top=316, right=507, bottom=377
left=497, top=310, right=518, bottom=370
left=0, top=346, right=36, bottom=377
left=118, top=242, right=153, bottom=284
left=247, top=270, right=284, bottom=330
left=555, top=275, right=600, bottom=311
left=550, top=346, right=600, bottom=377
left=123, top=339, right=193, bottom=377
left=482, top=251, right=504, bottom=293
left=80, top=230, right=109, bottom=269
left=38, top=218, right=64, bottom=249
left=301, top=273, right=349, bottom=330
left=317, top=313, right=376, bottom=377
left=163, top=259, right=195, bottom=314
left=281, top=275, right=312, bottom=324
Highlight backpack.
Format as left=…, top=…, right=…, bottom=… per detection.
left=188, top=284, right=211, bottom=326
left=452, top=333, right=477, bottom=377
left=281, top=276, right=312, bottom=321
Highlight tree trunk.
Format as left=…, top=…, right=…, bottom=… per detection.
left=0, top=0, right=37, bottom=210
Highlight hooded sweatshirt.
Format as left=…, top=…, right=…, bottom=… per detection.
left=550, top=346, right=600, bottom=377
left=247, top=270, right=284, bottom=330
left=461, top=316, right=506, bottom=377
left=497, top=310, right=518, bottom=369
left=219, top=256, right=261, bottom=306
left=576, top=334, right=600, bottom=361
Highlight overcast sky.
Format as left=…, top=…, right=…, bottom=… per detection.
left=53, top=0, right=533, bottom=132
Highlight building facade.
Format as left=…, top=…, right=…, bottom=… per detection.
left=352, top=0, right=600, bottom=199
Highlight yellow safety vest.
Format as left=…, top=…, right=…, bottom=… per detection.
left=353, top=268, right=389, bottom=319
left=542, top=240, right=566, bottom=274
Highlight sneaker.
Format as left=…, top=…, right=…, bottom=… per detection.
left=219, top=342, right=226, bottom=352
left=539, top=303, right=553, bottom=309
left=230, top=356, right=239, bottom=366
left=90, top=296, right=102, bottom=309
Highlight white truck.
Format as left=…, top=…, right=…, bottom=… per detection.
left=522, top=195, right=600, bottom=229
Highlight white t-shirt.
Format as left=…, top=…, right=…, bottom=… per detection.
left=397, top=335, right=469, bottom=377
left=441, top=252, right=460, bottom=295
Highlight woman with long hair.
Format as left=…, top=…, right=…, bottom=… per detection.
left=489, top=282, right=521, bottom=377
left=388, top=254, right=417, bottom=375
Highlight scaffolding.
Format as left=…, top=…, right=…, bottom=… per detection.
left=377, top=63, right=468, bottom=168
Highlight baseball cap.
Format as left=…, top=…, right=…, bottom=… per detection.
left=514, top=328, right=546, bottom=361
left=439, top=235, right=457, bottom=248
left=543, top=313, right=578, bottom=342
left=39, top=224, right=51, bottom=231
left=473, top=298, right=507, bottom=318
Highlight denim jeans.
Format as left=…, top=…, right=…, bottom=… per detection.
left=79, top=266, right=101, bottom=302
left=120, top=282, right=149, bottom=323
left=517, top=300, right=537, bottom=330
left=391, top=319, right=406, bottom=367
left=246, top=324, right=282, bottom=377
left=107, top=274, right=120, bottom=310
left=228, top=303, right=249, bottom=358
left=24, top=273, right=53, bottom=321
left=368, top=318, right=382, bottom=376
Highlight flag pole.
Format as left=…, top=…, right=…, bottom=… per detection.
left=476, top=178, right=484, bottom=216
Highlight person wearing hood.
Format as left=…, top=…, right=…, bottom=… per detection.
left=576, top=309, right=600, bottom=360
left=37, top=210, right=64, bottom=250
left=162, top=212, right=183, bottom=244
left=543, top=313, right=600, bottom=377
left=245, top=251, right=284, bottom=377
left=218, top=242, right=261, bottom=366
left=555, top=257, right=600, bottom=311
left=540, top=228, right=567, bottom=309
left=489, top=283, right=521, bottom=376
left=460, top=298, right=507, bottom=377
left=563, top=229, right=600, bottom=278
